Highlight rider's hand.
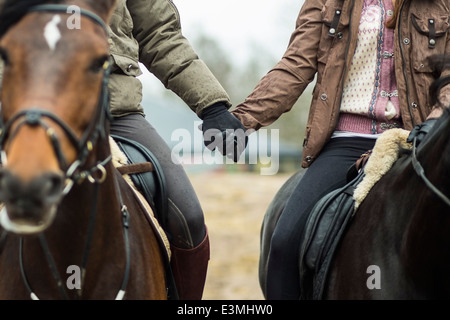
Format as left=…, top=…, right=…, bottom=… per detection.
left=200, top=103, right=248, bottom=162
left=407, top=118, right=438, bottom=146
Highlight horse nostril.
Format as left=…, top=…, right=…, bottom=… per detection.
left=34, top=173, right=64, bottom=204
left=0, top=170, right=64, bottom=206
left=0, top=171, right=62, bottom=234
left=0, top=169, right=21, bottom=203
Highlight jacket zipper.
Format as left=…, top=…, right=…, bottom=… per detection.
left=398, top=0, right=416, bottom=127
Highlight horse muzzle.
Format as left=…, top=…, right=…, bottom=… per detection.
left=0, top=169, right=64, bottom=235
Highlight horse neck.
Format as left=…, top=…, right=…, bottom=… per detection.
left=402, top=110, right=450, bottom=295
left=416, top=109, right=450, bottom=196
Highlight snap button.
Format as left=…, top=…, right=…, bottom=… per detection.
left=429, top=39, right=436, bottom=46
left=320, top=94, right=328, bottom=101
left=337, top=32, right=343, bottom=39
left=329, top=28, right=336, bottom=35
left=411, top=102, right=418, bottom=109
left=403, top=38, right=410, bottom=45
left=306, top=156, right=313, bottom=163
left=126, top=64, right=133, bottom=72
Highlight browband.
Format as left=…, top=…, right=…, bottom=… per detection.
left=28, top=4, right=109, bottom=35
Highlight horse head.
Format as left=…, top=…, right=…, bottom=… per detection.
left=0, top=0, right=117, bottom=235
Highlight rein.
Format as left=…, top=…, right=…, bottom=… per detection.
left=0, top=5, right=131, bottom=300
left=411, top=137, right=450, bottom=207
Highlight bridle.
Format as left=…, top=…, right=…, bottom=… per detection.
left=411, top=132, right=450, bottom=208
left=0, top=4, right=112, bottom=191
left=0, top=4, right=131, bottom=300
left=410, top=72, right=450, bottom=208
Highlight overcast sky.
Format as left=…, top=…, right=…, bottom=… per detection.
left=140, top=0, right=305, bottom=92
left=173, top=0, right=304, bottom=64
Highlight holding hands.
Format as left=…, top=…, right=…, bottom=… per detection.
left=200, top=103, right=248, bottom=162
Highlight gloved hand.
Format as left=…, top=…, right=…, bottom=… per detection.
left=407, top=118, right=438, bottom=146
left=200, top=103, right=248, bottom=162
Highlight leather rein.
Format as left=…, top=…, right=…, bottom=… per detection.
left=0, top=5, right=131, bottom=300
left=411, top=137, right=450, bottom=208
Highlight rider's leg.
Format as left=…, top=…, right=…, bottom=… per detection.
left=266, top=137, right=375, bottom=299
left=110, top=113, right=209, bottom=299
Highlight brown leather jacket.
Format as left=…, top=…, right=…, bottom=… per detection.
left=232, top=0, right=450, bottom=167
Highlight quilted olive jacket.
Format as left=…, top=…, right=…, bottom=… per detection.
left=0, top=0, right=231, bottom=117
left=107, top=0, right=230, bottom=117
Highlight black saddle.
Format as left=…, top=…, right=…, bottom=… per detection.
left=298, top=168, right=366, bottom=300
left=111, top=134, right=168, bottom=230
left=110, top=135, right=179, bottom=300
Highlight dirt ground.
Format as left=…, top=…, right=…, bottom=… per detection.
left=187, top=170, right=291, bottom=300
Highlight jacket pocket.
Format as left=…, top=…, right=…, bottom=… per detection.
left=410, top=13, right=449, bottom=73
left=317, top=1, right=349, bottom=65
left=110, top=53, right=142, bottom=77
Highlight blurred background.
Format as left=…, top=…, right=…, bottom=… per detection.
left=139, top=0, right=312, bottom=299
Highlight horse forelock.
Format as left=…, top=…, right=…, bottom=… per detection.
left=0, top=0, right=117, bottom=39
left=0, top=0, right=65, bottom=39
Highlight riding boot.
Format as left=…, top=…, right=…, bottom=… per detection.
left=170, top=232, right=210, bottom=300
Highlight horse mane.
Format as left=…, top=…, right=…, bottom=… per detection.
left=0, top=0, right=64, bottom=38
left=418, top=56, right=450, bottom=149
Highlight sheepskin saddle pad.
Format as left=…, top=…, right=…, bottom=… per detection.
left=354, top=128, right=412, bottom=210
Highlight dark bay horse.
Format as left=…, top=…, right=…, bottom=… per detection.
left=325, top=77, right=450, bottom=299
left=0, top=0, right=167, bottom=299
left=260, top=71, right=450, bottom=299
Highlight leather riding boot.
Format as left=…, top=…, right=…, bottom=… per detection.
left=170, top=232, right=210, bottom=300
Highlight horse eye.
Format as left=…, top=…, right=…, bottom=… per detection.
left=89, top=56, right=109, bottom=73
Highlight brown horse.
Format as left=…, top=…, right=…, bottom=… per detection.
left=260, top=69, right=450, bottom=299
left=0, top=0, right=167, bottom=299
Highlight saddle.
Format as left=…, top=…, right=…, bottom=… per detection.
left=298, top=128, right=412, bottom=300
left=298, top=167, right=365, bottom=300
left=111, top=135, right=168, bottom=231
left=110, top=135, right=179, bottom=300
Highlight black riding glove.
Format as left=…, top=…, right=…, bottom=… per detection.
left=200, top=103, right=248, bottom=162
left=407, top=118, right=438, bottom=146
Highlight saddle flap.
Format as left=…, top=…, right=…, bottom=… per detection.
left=299, top=169, right=365, bottom=299
left=110, top=134, right=168, bottom=231
left=109, top=135, right=178, bottom=299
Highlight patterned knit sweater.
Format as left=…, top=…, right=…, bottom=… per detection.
left=336, top=0, right=402, bottom=135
